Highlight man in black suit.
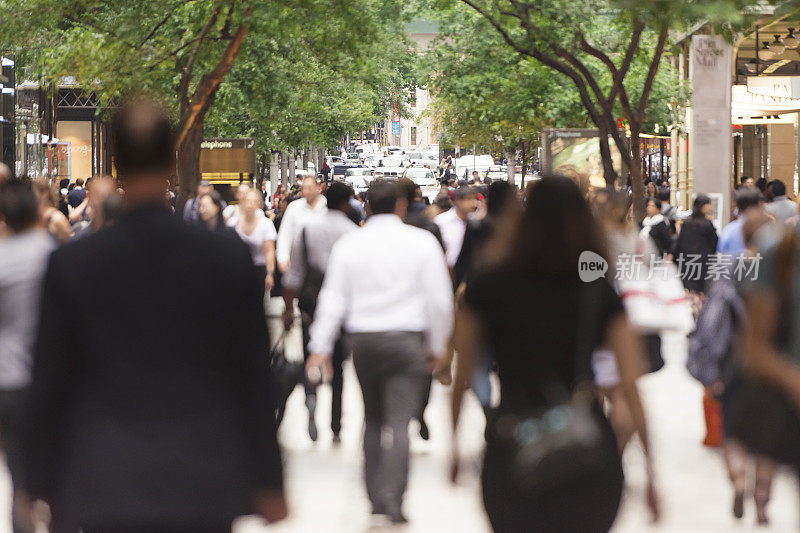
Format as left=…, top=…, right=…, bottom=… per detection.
left=23, top=100, right=287, bottom=533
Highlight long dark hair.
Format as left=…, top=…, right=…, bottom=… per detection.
left=504, top=176, right=607, bottom=279
left=691, top=194, right=711, bottom=219
left=199, top=190, right=227, bottom=232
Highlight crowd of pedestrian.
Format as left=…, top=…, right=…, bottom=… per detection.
left=3, top=99, right=800, bottom=533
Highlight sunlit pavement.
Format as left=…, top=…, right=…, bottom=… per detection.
left=0, top=311, right=796, bottom=532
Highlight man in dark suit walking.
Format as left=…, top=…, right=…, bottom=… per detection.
left=23, top=100, right=287, bottom=533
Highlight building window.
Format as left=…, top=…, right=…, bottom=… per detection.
left=411, top=127, right=417, bottom=146
left=408, top=87, right=417, bottom=108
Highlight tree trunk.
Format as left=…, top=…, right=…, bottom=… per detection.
left=506, top=149, right=515, bottom=183
left=176, top=119, right=204, bottom=215
left=629, top=129, right=646, bottom=222
left=288, top=149, right=296, bottom=182
left=269, top=152, right=280, bottom=205
left=520, top=144, right=527, bottom=190
left=280, top=151, right=288, bottom=187
left=597, top=123, right=617, bottom=188
left=302, top=147, right=309, bottom=171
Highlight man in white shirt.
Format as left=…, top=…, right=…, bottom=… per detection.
left=282, top=183, right=358, bottom=443
left=275, top=175, right=327, bottom=272
left=434, top=186, right=478, bottom=268
left=307, top=181, right=453, bottom=524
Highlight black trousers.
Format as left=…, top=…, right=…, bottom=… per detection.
left=0, top=389, right=32, bottom=533
left=302, top=320, right=346, bottom=435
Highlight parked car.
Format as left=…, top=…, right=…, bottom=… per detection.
left=343, top=167, right=374, bottom=183
left=362, top=153, right=383, bottom=168
left=343, top=168, right=373, bottom=195
left=373, top=157, right=409, bottom=179
left=331, top=162, right=363, bottom=181
left=406, top=151, right=438, bottom=168
left=402, top=168, right=440, bottom=203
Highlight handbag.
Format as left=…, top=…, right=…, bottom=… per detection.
left=297, top=228, right=325, bottom=319
left=617, top=237, right=694, bottom=334
left=269, top=330, right=303, bottom=424
left=492, top=281, right=611, bottom=497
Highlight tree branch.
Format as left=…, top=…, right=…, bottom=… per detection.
left=178, top=0, right=224, bottom=112
left=175, top=5, right=252, bottom=149
left=220, top=0, right=238, bottom=39
left=136, top=7, right=177, bottom=49
left=636, top=22, right=668, bottom=122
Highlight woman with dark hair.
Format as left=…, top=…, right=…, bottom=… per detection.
left=450, top=176, right=659, bottom=532
left=672, top=194, right=718, bottom=294
left=197, top=190, right=231, bottom=234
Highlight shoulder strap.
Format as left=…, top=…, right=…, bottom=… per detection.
left=301, top=227, right=310, bottom=270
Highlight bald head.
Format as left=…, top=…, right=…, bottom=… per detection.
left=111, top=99, right=175, bottom=180
left=0, top=163, right=12, bottom=185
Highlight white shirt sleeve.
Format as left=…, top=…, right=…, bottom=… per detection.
left=419, top=235, right=454, bottom=357
left=260, top=217, right=277, bottom=241
left=308, top=240, right=350, bottom=357
left=275, top=203, right=296, bottom=264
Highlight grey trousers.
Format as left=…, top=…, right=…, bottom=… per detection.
left=349, top=332, right=428, bottom=514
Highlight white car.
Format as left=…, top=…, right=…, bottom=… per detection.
left=402, top=168, right=440, bottom=203
left=343, top=167, right=374, bottom=184
left=406, top=151, right=438, bottom=168
left=362, top=153, right=383, bottom=168
left=342, top=169, right=372, bottom=194
left=373, top=157, right=409, bottom=179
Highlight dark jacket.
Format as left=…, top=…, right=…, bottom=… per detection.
left=672, top=215, right=719, bottom=293
left=25, top=205, right=283, bottom=530
left=405, top=201, right=443, bottom=248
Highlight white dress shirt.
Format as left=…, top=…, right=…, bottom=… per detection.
left=283, top=210, right=358, bottom=291
left=275, top=196, right=327, bottom=264
left=309, top=214, right=454, bottom=358
left=434, top=208, right=467, bottom=267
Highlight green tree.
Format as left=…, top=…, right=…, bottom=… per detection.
left=447, top=0, right=765, bottom=219
left=0, top=0, right=412, bottom=202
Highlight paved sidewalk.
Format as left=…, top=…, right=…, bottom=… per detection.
left=0, top=326, right=795, bottom=532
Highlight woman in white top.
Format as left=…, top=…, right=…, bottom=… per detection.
left=234, top=189, right=277, bottom=290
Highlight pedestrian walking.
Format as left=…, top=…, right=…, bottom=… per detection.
left=197, top=190, right=232, bottom=235
left=70, top=176, right=122, bottom=240
left=183, top=180, right=223, bottom=223
left=233, top=189, right=277, bottom=291
left=23, top=100, right=287, bottom=533
left=66, top=178, right=86, bottom=210
left=688, top=209, right=778, bottom=524
left=672, top=194, right=719, bottom=294
left=764, top=180, right=797, bottom=226
left=282, top=182, right=358, bottom=443
left=0, top=178, right=56, bottom=533
left=640, top=197, right=671, bottom=257
left=450, top=176, right=659, bottom=532
left=718, top=188, right=761, bottom=256
left=434, top=186, right=479, bottom=270
left=275, top=175, right=326, bottom=274
left=31, top=179, right=71, bottom=244
left=306, top=180, right=453, bottom=524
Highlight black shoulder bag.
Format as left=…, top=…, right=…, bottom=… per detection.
left=297, top=228, right=326, bottom=319
left=492, top=281, right=612, bottom=497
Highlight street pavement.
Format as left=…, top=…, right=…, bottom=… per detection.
left=0, top=322, right=796, bottom=532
